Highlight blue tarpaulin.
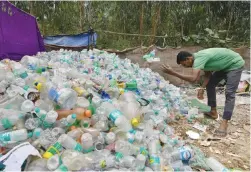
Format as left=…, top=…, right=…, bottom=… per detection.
left=43, top=32, right=97, bottom=47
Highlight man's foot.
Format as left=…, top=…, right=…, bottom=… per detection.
left=213, top=129, right=227, bottom=137
left=213, top=120, right=228, bottom=137
left=204, top=110, right=218, bottom=120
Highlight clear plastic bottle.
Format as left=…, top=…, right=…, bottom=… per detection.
left=0, top=113, right=23, bottom=131
left=43, top=110, right=58, bottom=128
left=47, top=154, right=61, bottom=171
left=102, top=102, right=132, bottom=132
left=149, top=154, right=161, bottom=171
left=67, top=128, right=83, bottom=140
left=0, top=129, right=32, bottom=142
left=58, top=134, right=83, bottom=152
left=115, top=140, right=139, bottom=156
left=81, top=133, right=94, bottom=153
left=105, top=132, right=116, bottom=144
left=206, top=157, right=229, bottom=172
left=43, top=142, right=63, bottom=159
left=135, top=154, right=146, bottom=170
left=170, top=147, right=194, bottom=162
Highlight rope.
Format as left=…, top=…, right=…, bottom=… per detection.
left=95, top=29, right=178, bottom=38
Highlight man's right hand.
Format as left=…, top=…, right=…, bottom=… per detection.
left=197, top=88, right=204, bottom=100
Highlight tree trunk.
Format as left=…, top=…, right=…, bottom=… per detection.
left=29, top=1, right=34, bottom=15
left=150, top=4, right=161, bottom=45
left=226, top=2, right=234, bottom=39
left=79, top=1, right=84, bottom=31
left=139, top=3, right=144, bottom=45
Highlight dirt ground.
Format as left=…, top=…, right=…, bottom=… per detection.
left=173, top=88, right=250, bottom=171
left=117, top=46, right=250, bottom=170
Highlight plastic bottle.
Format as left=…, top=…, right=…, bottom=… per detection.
left=102, top=102, right=132, bottom=132
left=105, top=132, right=116, bottom=144
left=206, top=157, right=229, bottom=172
left=43, top=110, right=58, bottom=128
left=136, top=154, right=147, bottom=170
left=149, top=154, right=161, bottom=171
left=67, top=128, right=83, bottom=140
left=43, top=142, right=63, bottom=159
left=0, top=129, right=32, bottom=142
left=47, top=154, right=61, bottom=171
left=56, top=114, right=77, bottom=128
left=58, top=134, right=83, bottom=152
left=32, top=128, right=43, bottom=140
left=81, top=133, right=94, bottom=153
left=115, top=140, right=139, bottom=156
left=56, top=107, right=91, bottom=120
left=115, top=152, right=137, bottom=169
left=170, top=147, right=194, bottom=162
left=0, top=114, right=23, bottom=131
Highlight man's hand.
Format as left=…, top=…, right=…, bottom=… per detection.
left=161, top=64, right=175, bottom=75
left=197, top=88, right=204, bottom=100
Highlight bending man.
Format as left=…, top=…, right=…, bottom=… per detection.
left=162, top=48, right=244, bottom=137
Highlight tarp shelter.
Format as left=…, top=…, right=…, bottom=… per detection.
left=43, top=31, right=97, bottom=51
left=0, top=1, right=45, bottom=61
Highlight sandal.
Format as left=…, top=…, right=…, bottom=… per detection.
left=213, top=129, right=227, bottom=137
left=204, top=112, right=220, bottom=120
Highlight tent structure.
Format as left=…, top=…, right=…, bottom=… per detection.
left=43, top=29, right=97, bottom=51
left=0, top=1, right=45, bottom=61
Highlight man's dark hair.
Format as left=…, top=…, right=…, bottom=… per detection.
left=176, top=51, right=192, bottom=64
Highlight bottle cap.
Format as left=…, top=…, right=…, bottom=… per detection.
left=34, top=107, right=40, bottom=113
left=131, top=118, right=139, bottom=127
left=43, top=152, right=53, bottom=159
left=84, top=110, right=92, bottom=118
left=71, top=114, right=77, bottom=119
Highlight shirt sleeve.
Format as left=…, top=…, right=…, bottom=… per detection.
left=193, top=52, right=209, bottom=70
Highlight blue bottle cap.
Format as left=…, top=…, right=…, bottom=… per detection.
left=71, top=114, right=77, bottom=119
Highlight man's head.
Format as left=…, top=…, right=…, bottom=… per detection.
left=176, top=51, right=194, bottom=68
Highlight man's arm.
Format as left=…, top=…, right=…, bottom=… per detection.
left=161, top=65, right=201, bottom=83
left=201, top=71, right=212, bottom=88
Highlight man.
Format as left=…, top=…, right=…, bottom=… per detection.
left=161, top=48, right=245, bottom=137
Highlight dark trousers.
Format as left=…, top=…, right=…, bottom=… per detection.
left=206, top=67, right=243, bottom=120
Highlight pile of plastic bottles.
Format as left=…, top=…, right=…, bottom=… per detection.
left=0, top=49, right=199, bottom=171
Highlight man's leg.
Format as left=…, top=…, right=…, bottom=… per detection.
left=214, top=67, right=243, bottom=137
left=205, top=71, right=226, bottom=119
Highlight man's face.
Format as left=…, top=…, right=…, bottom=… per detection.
left=180, top=57, right=193, bottom=68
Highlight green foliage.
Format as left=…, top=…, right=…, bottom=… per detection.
left=13, top=1, right=250, bottom=50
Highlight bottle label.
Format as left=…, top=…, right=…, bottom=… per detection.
left=74, top=143, right=83, bottom=152
left=149, top=155, right=160, bottom=165
left=48, top=88, right=59, bottom=103
left=47, top=142, right=62, bottom=155
left=108, top=110, right=122, bottom=123
left=179, top=149, right=191, bottom=161
left=1, top=118, right=12, bottom=129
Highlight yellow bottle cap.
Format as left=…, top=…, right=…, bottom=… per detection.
left=43, top=152, right=53, bottom=159
left=131, top=118, right=139, bottom=127
left=36, top=83, right=43, bottom=91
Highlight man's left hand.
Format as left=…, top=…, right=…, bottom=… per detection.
left=161, top=64, right=174, bottom=75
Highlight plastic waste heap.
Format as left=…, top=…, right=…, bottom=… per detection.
left=0, top=48, right=220, bottom=172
